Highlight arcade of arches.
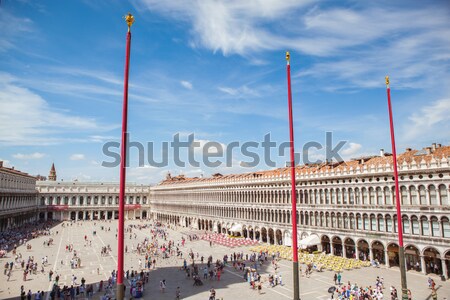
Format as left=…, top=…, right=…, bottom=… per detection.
left=154, top=211, right=450, bottom=279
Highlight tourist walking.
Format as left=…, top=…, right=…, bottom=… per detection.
left=175, top=286, right=181, bottom=300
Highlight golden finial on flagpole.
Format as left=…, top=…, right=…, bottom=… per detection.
left=124, top=13, right=135, bottom=32
left=385, top=76, right=390, bottom=87
left=286, top=51, right=290, bottom=62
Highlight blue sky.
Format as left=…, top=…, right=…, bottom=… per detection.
left=0, top=0, right=449, bottom=183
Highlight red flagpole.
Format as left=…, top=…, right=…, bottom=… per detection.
left=286, top=51, right=300, bottom=300
left=386, top=76, right=408, bottom=300
left=117, top=13, right=134, bottom=300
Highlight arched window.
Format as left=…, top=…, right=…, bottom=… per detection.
left=410, top=186, right=418, bottom=205
left=431, top=217, right=440, bottom=237
left=378, top=214, right=385, bottom=232
left=429, top=185, right=438, bottom=205
left=362, top=188, right=368, bottom=205
left=354, top=188, right=360, bottom=204
left=386, top=215, right=392, bottom=232
left=421, top=217, right=429, bottom=236
left=349, top=214, right=355, bottom=229
left=442, top=217, right=450, bottom=238
left=400, top=186, right=408, bottom=205
left=363, top=214, right=369, bottom=230
left=369, top=187, right=375, bottom=204
left=439, top=184, right=448, bottom=205
left=325, top=189, right=330, bottom=204
left=376, top=187, right=383, bottom=205
left=385, top=186, right=392, bottom=205
left=411, top=216, right=419, bottom=235
left=370, top=214, right=377, bottom=231
left=349, top=189, right=354, bottom=204
left=419, top=186, right=426, bottom=205
left=402, top=216, right=410, bottom=234
left=337, top=189, right=342, bottom=204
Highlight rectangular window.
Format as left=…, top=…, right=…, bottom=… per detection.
left=412, top=220, right=419, bottom=235
left=432, top=222, right=440, bottom=236
left=443, top=223, right=450, bottom=238
left=371, top=218, right=377, bottom=231
left=403, top=221, right=410, bottom=234
left=386, top=219, right=392, bottom=232
left=379, top=219, right=385, bottom=232
left=422, top=221, right=430, bottom=236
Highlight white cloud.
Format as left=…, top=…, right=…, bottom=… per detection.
left=135, top=1, right=449, bottom=91
left=341, top=143, right=362, bottom=157
left=180, top=80, right=193, bottom=90
left=191, top=139, right=226, bottom=156
left=0, top=73, right=111, bottom=146
left=404, top=98, right=450, bottom=141
left=0, top=10, right=34, bottom=52
left=218, top=85, right=259, bottom=97
left=70, top=154, right=85, bottom=161
left=0, top=158, right=12, bottom=167
left=12, top=152, right=46, bottom=160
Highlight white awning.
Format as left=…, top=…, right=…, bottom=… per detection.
left=299, top=234, right=320, bottom=247
left=230, top=224, right=242, bottom=232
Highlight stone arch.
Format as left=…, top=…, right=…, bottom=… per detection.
left=331, top=236, right=343, bottom=256
left=371, top=240, right=385, bottom=264
left=404, top=244, right=420, bottom=271
left=261, top=227, right=268, bottom=243
left=422, top=247, right=442, bottom=275
left=344, top=237, right=355, bottom=259
left=357, top=239, right=370, bottom=261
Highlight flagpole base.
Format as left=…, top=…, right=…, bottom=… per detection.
left=116, top=283, right=124, bottom=300
left=293, top=261, right=300, bottom=300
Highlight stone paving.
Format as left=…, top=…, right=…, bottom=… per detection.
left=1, top=220, right=449, bottom=300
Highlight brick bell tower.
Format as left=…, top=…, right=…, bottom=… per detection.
left=48, top=163, right=57, bottom=181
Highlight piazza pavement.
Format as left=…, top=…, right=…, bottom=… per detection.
left=1, top=221, right=449, bottom=300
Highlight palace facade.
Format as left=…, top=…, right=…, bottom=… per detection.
left=149, top=144, right=450, bottom=279
left=0, top=161, right=39, bottom=231
left=36, top=181, right=151, bottom=221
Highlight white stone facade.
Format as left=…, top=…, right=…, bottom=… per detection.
left=149, top=146, right=450, bottom=279
left=0, top=162, right=38, bottom=230
left=36, top=181, right=151, bottom=221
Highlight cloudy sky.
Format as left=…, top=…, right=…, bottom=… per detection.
left=0, top=0, right=449, bottom=183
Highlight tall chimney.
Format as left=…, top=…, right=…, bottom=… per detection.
left=380, top=149, right=385, bottom=157
left=425, top=147, right=432, bottom=155
left=437, top=144, right=442, bottom=148
left=432, top=143, right=436, bottom=152
left=406, top=148, right=412, bottom=152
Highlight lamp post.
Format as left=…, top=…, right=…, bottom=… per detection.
left=117, top=13, right=134, bottom=300
left=385, top=76, right=408, bottom=300
left=286, top=51, right=300, bottom=300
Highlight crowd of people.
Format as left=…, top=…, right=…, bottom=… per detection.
left=1, top=219, right=447, bottom=300
left=0, top=220, right=55, bottom=252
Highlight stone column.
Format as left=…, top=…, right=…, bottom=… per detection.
left=442, top=259, right=448, bottom=279
left=343, top=245, right=347, bottom=258
left=75, top=211, right=78, bottom=221
left=385, top=250, right=390, bottom=267
left=330, top=243, right=335, bottom=256
left=356, top=247, right=360, bottom=260
left=420, top=255, right=426, bottom=274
